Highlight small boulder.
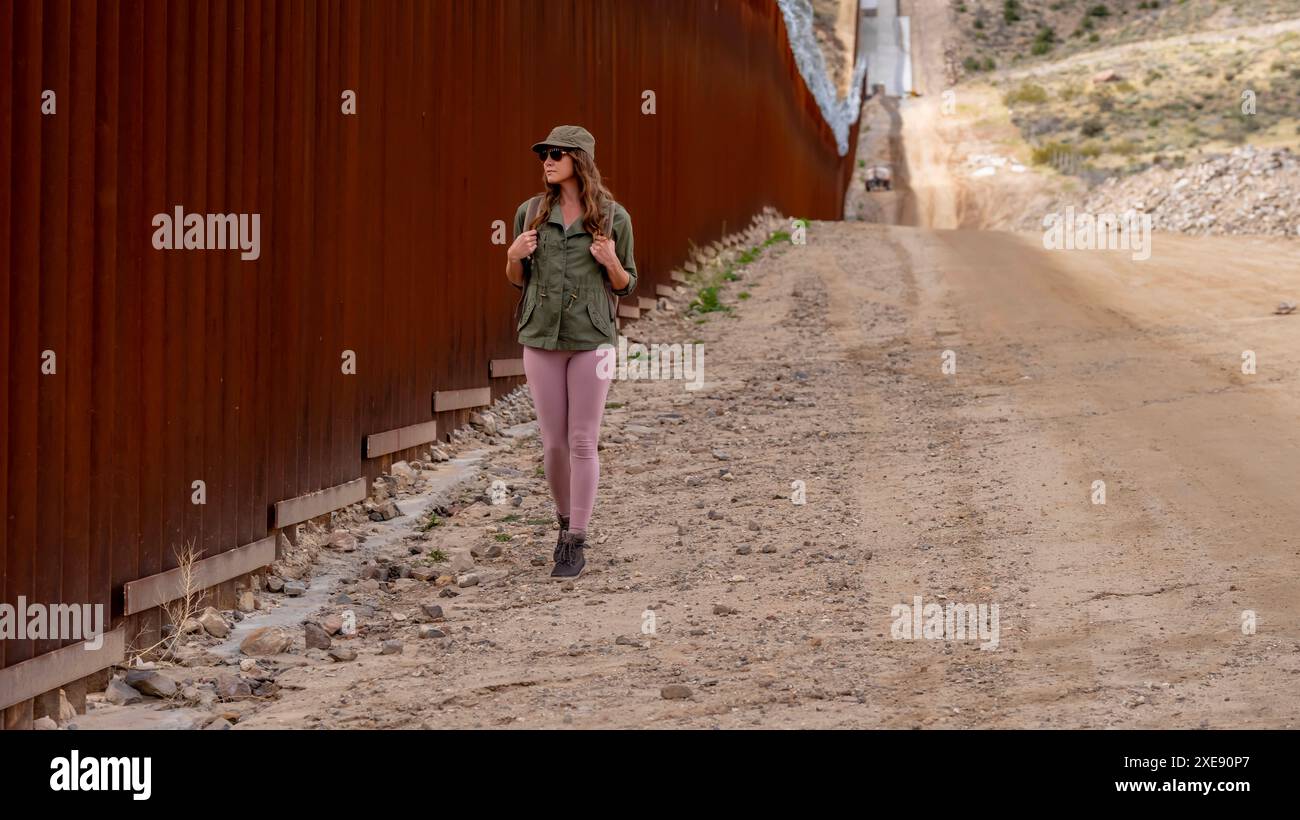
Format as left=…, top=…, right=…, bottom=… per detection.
left=327, top=531, right=358, bottom=551
left=125, top=669, right=177, bottom=699
left=390, top=461, right=418, bottom=482
left=239, top=626, right=293, bottom=657
left=197, top=607, right=230, bottom=638
left=303, top=622, right=332, bottom=650
left=213, top=673, right=252, bottom=701
left=369, top=500, right=400, bottom=522
left=449, top=550, right=475, bottom=573
left=104, top=678, right=144, bottom=706
left=57, top=689, right=78, bottom=724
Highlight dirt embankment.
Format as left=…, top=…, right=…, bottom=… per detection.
left=952, top=0, right=1300, bottom=79
left=811, top=0, right=862, bottom=99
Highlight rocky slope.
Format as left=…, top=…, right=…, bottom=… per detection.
left=1026, top=146, right=1300, bottom=236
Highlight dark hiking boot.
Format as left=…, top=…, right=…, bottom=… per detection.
left=553, top=513, right=570, bottom=563
left=551, top=529, right=586, bottom=579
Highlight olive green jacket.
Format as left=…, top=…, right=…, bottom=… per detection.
left=512, top=196, right=638, bottom=351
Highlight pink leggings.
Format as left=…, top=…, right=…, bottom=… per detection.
left=523, top=345, right=615, bottom=533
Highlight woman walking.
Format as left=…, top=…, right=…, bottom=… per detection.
left=504, top=125, right=638, bottom=579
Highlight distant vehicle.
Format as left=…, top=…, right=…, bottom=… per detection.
left=865, top=164, right=892, bottom=192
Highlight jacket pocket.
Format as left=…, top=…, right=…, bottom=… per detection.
left=586, top=295, right=612, bottom=336
left=516, top=287, right=538, bottom=331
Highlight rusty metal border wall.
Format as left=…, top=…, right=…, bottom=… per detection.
left=0, top=0, right=862, bottom=726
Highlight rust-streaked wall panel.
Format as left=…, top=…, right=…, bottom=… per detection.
left=0, top=0, right=861, bottom=714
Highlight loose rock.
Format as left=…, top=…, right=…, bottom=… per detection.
left=240, top=626, right=294, bottom=657
left=125, top=669, right=177, bottom=699
left=303, top=622, right=332, bottom=650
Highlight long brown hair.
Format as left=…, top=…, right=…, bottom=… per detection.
left=526, top=148, right=616, bottom=234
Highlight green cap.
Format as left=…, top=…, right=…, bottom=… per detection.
left=531, top=125, right=596, bottom=160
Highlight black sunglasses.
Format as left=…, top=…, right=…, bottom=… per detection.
left=536, top=147, right=570, bottom=162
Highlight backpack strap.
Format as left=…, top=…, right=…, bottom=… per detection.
left=513, top=194, right=544, bottom=324
left=601, top=200, right=620, bottom=328
left=524, top=194, right=543, bottom=234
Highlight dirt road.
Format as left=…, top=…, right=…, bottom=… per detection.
left=218, top=215, right=1300, bottom=729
